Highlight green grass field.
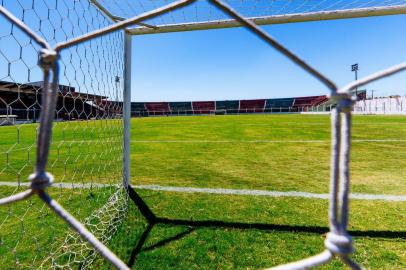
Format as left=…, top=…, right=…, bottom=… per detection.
left=1, top=114, right=406, bottom=269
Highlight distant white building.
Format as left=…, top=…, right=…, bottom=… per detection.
left=354, top=96, right=406, bottom=114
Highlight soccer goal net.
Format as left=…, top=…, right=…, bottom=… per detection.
left=0, top=0, right=405, bottom=269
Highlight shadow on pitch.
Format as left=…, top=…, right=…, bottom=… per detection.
left=126, top=186, right=406, bottom=267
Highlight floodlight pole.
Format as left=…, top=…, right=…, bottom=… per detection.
left=371, top=90, right=376, bottom=99
left=123, top=32, right=132, bottom=188
left=351, top=63, right=359, bottom=98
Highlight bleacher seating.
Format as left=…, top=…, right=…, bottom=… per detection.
left=3, top=79, right=336, bottom=120
left=145, top=102, right=170, bottom=115
left=169, top=102, right=192, bottom=114
left=239, top=99, right=265, bottom=113
left=310, top=95, right=329, bottom=106
left=293, top=95, right=328, bottom=111
left=265, top=98, right=294, bottom=112
left=215, top=100, right=239, bottom=112
left=192, top=101, right=215, bottom=114
left=131, top=102, right=147, bottom=117
left=0, top=81, right=107, bottom=120
left=128, top=95, right=331, bottom=117
left=131, top=102, right=145, bottom=111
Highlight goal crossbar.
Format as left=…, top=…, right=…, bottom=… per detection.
left=127, top=4, right=406, bottom=35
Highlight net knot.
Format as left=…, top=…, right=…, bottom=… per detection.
left=29, top=171, right=54, bottom=190
left=330, top=93, right=354, bottom=113
left=324, top=232, right=354, bottom=256
left=38, top=48, right=58, bottom=70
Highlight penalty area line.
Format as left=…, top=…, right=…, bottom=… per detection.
left=131, top=139, right=406, bottom=143
left=1, top=182, right=406, bottom=202
left=51, top=139, right=406, bottom=144
left=135, top=185, right=406, bottom=202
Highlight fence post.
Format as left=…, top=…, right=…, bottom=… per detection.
left=123, top=32, right=132, bottom=188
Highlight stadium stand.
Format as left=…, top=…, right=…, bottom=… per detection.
left=311, top=95, right=329, bottom=105
left=0, top=81, right=47, bottom=120
left=0, top=81, right=109, bottom=121
left=145, top=102, right=170, bottom=115
left=265, top=98, right=294, bottom=112
left=192, top=101, right=215, bottom=114
left=1, top=80, right=335, bottom=120
left=215, top=100, right=239, bottom=113
left=5, top=81, right=336, bottom=121
left=292, top=95, right=328, bottom=111
left=131, top=102, right=147, bottom=117
left=129, top=95, right=335, bottom=117
left=239, top=99, right=265, bottom=113
left=169, top=102, right=192, bottom=115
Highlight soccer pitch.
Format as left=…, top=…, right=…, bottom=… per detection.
left=1, top=114, right=406, bottom=269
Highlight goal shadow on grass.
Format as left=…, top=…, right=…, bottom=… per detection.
left=126, top=186, right=406, bottom=267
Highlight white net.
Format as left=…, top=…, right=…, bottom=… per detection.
left=41, top=188, right=128, bottom=268
left=96, top=0, right=406, bottom=34
left=0, top=0, right=128, bottom=268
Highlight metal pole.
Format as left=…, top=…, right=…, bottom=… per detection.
left=123, top=32, right=132, bottom=188
left=351, top=63, right=359, bottom=98
left=355, top=69, right=358, bottom=97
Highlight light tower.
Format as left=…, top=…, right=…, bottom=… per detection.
left=351, top=63, right=359, bottom=98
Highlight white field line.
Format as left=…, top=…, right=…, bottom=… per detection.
left=135, top=185, right=406, bottom=202
left=131, top=139, right=406, bottom=143
left=1, top=181, right=406, bottom=202
left=55, top=139, right=406, bottom=144
left=133, top=140, right=328, bottom=143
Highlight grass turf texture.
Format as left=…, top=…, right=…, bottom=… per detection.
left=0, top=114, right=406, bottom=269
left=132, top=115, right=406, bottom=194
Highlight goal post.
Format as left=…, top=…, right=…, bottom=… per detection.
left=123, top=32, right=132, bottom=188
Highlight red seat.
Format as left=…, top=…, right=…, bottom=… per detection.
left=145, top=102, right=170, bottom=115
left=192, top=101, right=215, bottom=114
left=239, top=99, right=265, bottom=113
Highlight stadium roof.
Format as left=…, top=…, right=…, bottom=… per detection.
left=93, top=0, right=406, bottom=34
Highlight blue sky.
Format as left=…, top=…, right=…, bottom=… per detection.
left=1, top=1, right=405, bottom=103
left=131, top=14, right=406, bottom=102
